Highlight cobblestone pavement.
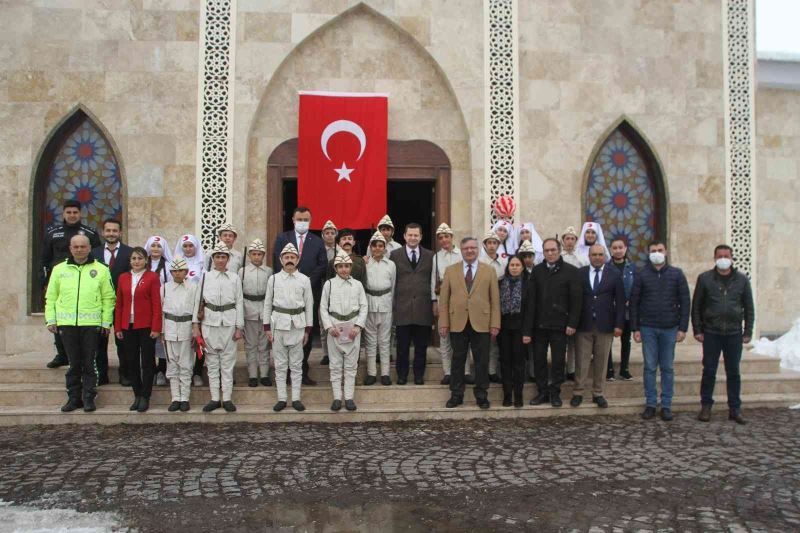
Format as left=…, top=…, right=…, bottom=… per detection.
left=0, top=409, right=799, bottom=531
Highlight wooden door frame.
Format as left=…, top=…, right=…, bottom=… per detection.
left=266, top=138, right=451, bottom=266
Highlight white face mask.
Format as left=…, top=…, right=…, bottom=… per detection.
left=649, top=252, right=666, bottom=265
left=294, top=221, right=309, bottom=234
left=715, top=258, right=732, bottom=270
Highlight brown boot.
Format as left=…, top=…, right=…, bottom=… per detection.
left=697, top=404, right=712, bottom=422
left=728, top=408, right=746, bottom=425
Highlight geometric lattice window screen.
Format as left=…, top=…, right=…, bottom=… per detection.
left=723, top=0, right=757, bottom=285
left=197, top=0, right=237, bottom=250
left=485, top=0, right=519, bottom=226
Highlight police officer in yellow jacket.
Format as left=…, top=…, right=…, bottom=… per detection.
left=45, top=235, right=115, bottom=413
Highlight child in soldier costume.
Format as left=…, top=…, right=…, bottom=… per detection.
left=366, top=214, right=402, bottom=257
left=209, top=222, right=243, bottom=274
left=192, top=241, right=244, bottom=413
left=162, top=256, right=197, bottom=412
left=320, top=252, right=368, bottom=411
left=364, top=232, right=396, bottom=385
left=239, top=239, right=273, bottom=387
left=263, top=243, right=314, bottom=412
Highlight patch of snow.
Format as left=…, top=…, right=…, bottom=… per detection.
left=0, top=500, right=127, bottom=532
left=751, top=318, right=800, bottom=372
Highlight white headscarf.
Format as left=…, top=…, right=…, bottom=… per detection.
left=144, top=235, right=173, bottom=285
left=491, top=219, right=518, bottom=258
left=173, top=234, right=205, bottom=284
left=577, top=222, right=610, bottom=262
left=516, top=222, right=544, bottom=264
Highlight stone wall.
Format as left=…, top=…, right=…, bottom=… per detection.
left=756, top=87, right=800, bottom=334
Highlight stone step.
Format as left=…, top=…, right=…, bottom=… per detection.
left=2, top=370, right=799, bottom=407
left=0, top=393, right=796, bottom=426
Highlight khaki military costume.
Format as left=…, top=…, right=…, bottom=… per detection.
left=364, top=232, right=396, bottom=379
left=239, top=239, right=273, bottom=382
left=163, top=257, right=197, bottom=405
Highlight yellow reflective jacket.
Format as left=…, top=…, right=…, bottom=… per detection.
left=45, top=257, right=115, bottom=328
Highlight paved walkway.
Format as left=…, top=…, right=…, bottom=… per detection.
left=0, top=409, right=798, bottom=531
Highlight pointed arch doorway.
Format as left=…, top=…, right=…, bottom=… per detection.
left=266, top=139, right=451, bottom=265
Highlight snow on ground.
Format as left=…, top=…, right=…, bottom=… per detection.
left=0, top=500, right=127, bottom=532
left=752, top=317, right=800, bottom=372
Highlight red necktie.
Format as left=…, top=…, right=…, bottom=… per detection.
left=108, top=247, right=116, bottom=268
left=465, top=263, right=473, bottom=291
left=298, top=234, right=305, bottom=256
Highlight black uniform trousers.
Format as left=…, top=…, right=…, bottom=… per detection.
left=60, top=326, right=100, bottom=403
left=95, top=328, right=125, bottom=382
left=532, top=328, right=568, bottom=396
left=122, top=327, right=156, bottom=399
left=499, top=327, right=526, bottom=398
left=395, top=324, right=430, bottom=381
left=450, top=321, right=490, bottom=402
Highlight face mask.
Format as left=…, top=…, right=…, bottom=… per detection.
left=294, top=221, right=309, bottom=234
left=649, top=252, right=666, bottom=265
left=715, top=258, right=732, bottom=270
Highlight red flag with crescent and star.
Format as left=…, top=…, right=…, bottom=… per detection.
left=297, top=91, right=388, bottom=230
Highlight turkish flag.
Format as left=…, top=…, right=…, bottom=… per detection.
left=297, top=91, right=388, bottom=230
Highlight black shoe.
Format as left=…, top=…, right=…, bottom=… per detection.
left=97, top=375, right=109, bottom=386
left=137, top=397, right=149, bottom=413
left=729, top=408, right=746, bottom=425
left=292, top=401, right=305, bottom=412
left=47, top=356, right=69, bottom=369
left=592, top=396, right=608, bottom=408
left=440, top=375, right=451, bottom=385
left=203, top=400, right=221, bottom=412
left=345, top=399, right=357, bottom=411
left=331, top=399, right=342, bottom=411
left=660, top=408, right=673, bottom=421
left=641, top=406, right=656, bottom=419
left=570, top=395, right=583, bottom=407
left=414, top=377, right=424, bottom=385
left=168, top=401, right=181, bottom=412
left=566, top=372, right=576, bottom=382
left=364, top=375, right=377, bottom=386
left=445, top=396, right=463, bottom=408
left=83, top=398, right=96, bottom=412
left=180, top=401, right=190, bottom=412
left=514, top=395, right=523, bottom=408
left=550, top=394, right=562, bottom=408
left=397, top=378, right=407, bottom=385
left=464, top=375, right=475, bottom=385
left=60, top=400, right=82, bottom=412
left=529, top=393, right=549, bottom=406
left=129, top=397, right=141, bottom=411
left=248, top=378, right=258, bottom=387
left=120, top=376, right=132, bottom=387
left=320, top=356, right=329, bottom=365
left=606, top=371, right=615, bottom=382
left=619, top=370, right=633, bottom=381
left=381, top=376, right=392, bottom=386
left=302, top=376, right=316, bottom=386
left=488, top=374, right=500, bottom=383
left=527, top=375, right=536, bottom=382
left=502, top=395, right=512, bottom=407
left=273, top=400, right=287, bottom=412
left=477, top=399, right=490, bottom=410
left=222, top=401, right=236, bottom=412
left=260, top=376, right=272, bottom=387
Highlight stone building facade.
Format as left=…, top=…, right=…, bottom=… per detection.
left=0, top=0, right=794, bottom=353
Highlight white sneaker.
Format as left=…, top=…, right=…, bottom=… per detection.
left=156, top=371, right=167, bottom=386
left=193, top=375, right=204, bottom=387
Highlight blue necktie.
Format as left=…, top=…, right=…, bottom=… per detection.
left=593, top=268, right=600, bottom=292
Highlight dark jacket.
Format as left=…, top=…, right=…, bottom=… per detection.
left=40, top=222, right=101, bottom=285
left=691, top=268, right=754, bottom=338
left=92, top=243, right=133, bottom=288
left=630, top=262, right=690, bottom=331
left=391, top=246, right=434, bottom=326
left=272, top=231, right=327, bottom=291
left=577, top=265, right=626, bottom=333
left=523, top=257, right=581, bottom=334
left=609, top=258, right=635, bottom=300
left=499, top=274, right=532, bottom=331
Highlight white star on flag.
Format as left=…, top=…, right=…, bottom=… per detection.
left=335, top=162, right=354, bottom=182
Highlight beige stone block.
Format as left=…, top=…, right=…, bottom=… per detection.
left=621, top=27, right=667, bottom=58
left=695, top=60, right=722, bottom=89
left=519, top=50, right=571, bottom=81
left=0, top=5, right=33, bottom=40
left=144, top=0, right=200, bottom=10
left=163, top=42, right=199, bottom=72
left=244, top=12, right=292, bottom=42
left=373, top=78, right=420, bottom=111
left=644, top=87, right=687, bottom=116
left=151, top=72, right=197, bottom=105
left=81, top=8, right=134, bottom=41
left=176, top=10, right=199, bottom=41
left=131, top=9, right=176, bottom=41
left=150, top=194, right=194, bottom=230
left=580, top=25, right=623, bottom=55
left=105, top=72, right=153, bottom=102
left=174, top=138, right=196, bottom=167
left=114, top=41, right=165, bottom=72
left=685, top=88, right=724, bottom=119
left=765, top=157, right=797, bottom=182
left=633, top=0, right=676, bottom=29
left=521, top=79, right=560, bottom=111
left=67, top=40, right=120, bottom=72
left=32, top=7, right=82, bottom=41
left=519, top=21, right=581, bottom=53
left=291, top=12, right=335, bottom=44
left=126, top=197, right=153, bottom=231
left=569, top=54, right=621, bottom=85
left=21, top=41, right=72, bottom=72
left=162, top=165, right=195, bottom=197
left=397, top=15, right=430, bottom=46
left=127, top=163, right=164, bottom=198
left=119, top=133, right=176, bottom=166
left=673, top=0, right=719, bottom=34
left=7, top=71, right=55, bottom=102
left=697, top=174, right=724, bottom=204
left=688, top=117, right=718, bottom=147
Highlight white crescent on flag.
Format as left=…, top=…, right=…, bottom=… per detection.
left=320, top=120, right=367, bottom=161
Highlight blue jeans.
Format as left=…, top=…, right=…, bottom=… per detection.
left=700, top=332, right=742, bottom=409
left=640, top=326, right=678, bottom=409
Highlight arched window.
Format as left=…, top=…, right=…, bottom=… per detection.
left=584, top=121, right=666, bottom=266
left=31, top=108, right=123, bottom=311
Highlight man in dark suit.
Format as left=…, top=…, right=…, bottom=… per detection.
left=390, top=222, right=434, bottom=385
left=272, top=206, right=328, bottom=385
left=571, top=244, right=625, bottom=408
left=91, top=218, right=132, bottom=386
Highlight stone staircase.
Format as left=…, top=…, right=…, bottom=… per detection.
left=1, top=343, right=799, bottom=425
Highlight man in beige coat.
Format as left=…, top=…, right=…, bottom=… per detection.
left=438, top=236, right=501, bottom=409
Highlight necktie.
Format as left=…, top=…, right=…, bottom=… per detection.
left=108, top=247, right=116, bottom=268
left=411, top=249, right=417, bottom=269
left=593, top=268, right=601, bottom=291
left=465, top=263, right=473, bottom=292
left=298, top=234, right=304, bottom=256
